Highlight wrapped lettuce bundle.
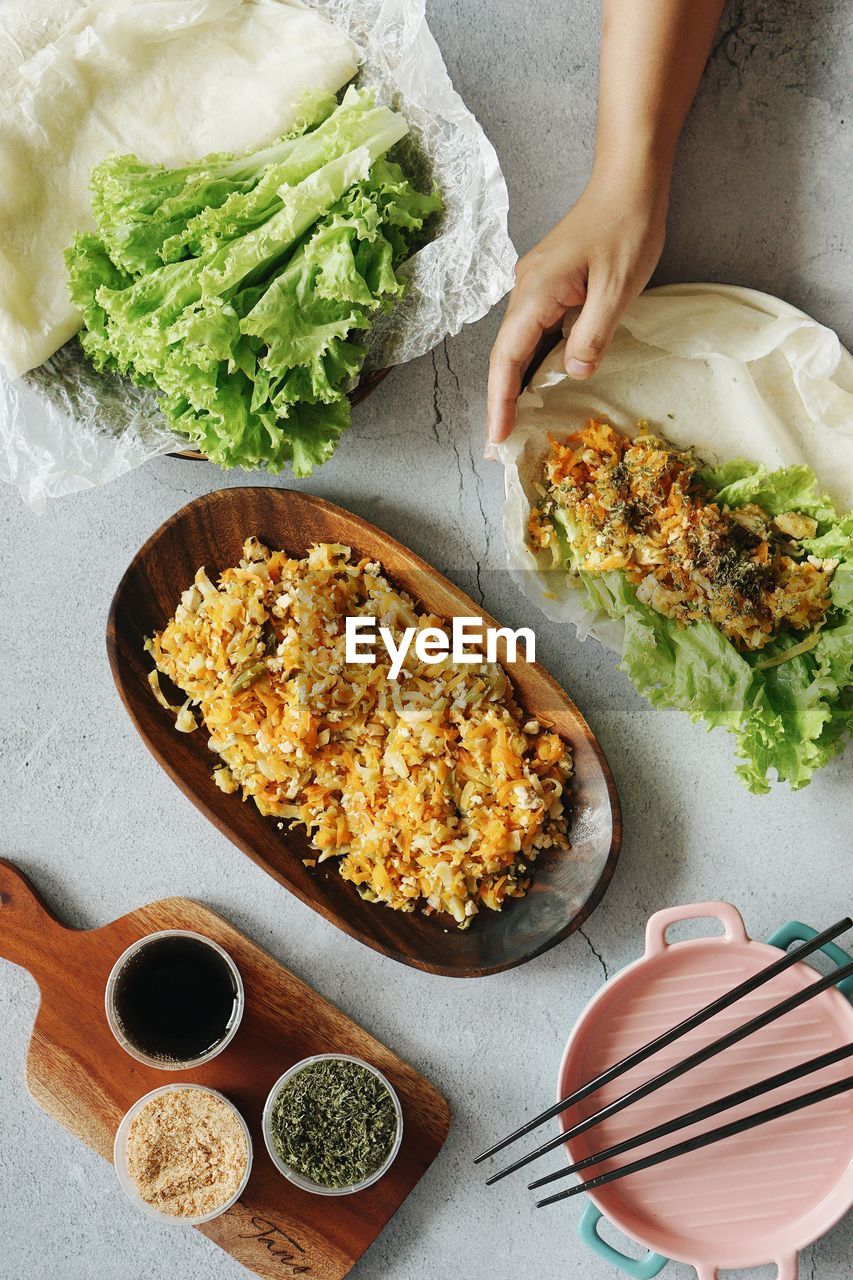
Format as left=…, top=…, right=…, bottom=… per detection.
left=66, top=87, right=441, bottom=474
left=499, top=286, right=853, bottom=793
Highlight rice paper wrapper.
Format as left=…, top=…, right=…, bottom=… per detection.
left=0, top=0, right=514, bottom=509
left=496, top=283, right=853, bottom=653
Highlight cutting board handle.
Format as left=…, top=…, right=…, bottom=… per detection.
left=0, top=859, right=75, bottom=985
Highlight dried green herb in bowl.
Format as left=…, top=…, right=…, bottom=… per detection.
left=263, top=1054, right=402, bottom=1195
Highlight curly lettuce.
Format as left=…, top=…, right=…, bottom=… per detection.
left=65, top=86, right=442, bottom=474
left=550, top=462, right=852, bottom=792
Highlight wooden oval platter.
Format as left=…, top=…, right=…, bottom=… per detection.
left=107, top=487, right=621, bottom=977
left=0, top=859, right=450, bottom=1280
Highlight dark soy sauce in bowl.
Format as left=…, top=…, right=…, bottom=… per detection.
left=109, top=932, right=242, bottom=1066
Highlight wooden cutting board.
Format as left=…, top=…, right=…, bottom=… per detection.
left=0, top=859, right=451, bottom=1279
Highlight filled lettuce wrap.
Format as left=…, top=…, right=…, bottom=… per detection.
left=497, top=286, right=853, bottom=792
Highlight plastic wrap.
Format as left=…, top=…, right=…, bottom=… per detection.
left=496, top=283, right=853, bottom=651
left=0, top=0, right=515, bottom=509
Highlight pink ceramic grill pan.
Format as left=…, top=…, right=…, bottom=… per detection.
left=557, top=903, right=853, bottom=1279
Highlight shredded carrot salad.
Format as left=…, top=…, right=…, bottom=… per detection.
left=530, top=421, right=836, bottom=652
left=147, top=539, right=571, bottom=926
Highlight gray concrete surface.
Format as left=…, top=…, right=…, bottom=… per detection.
left=1, top=1, right=852, bottom=1278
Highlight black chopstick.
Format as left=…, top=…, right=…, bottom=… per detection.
left=486, top=955, right=853, bottom=1184
left=535, top=1072, right=853, bottom=1207
left=475, top=916, right=851, bottom=1166
left=528, top=1040, right=853, bottom=1190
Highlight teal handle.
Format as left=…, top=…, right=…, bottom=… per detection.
left=578, top=1204, right=668, bottom=1279
left=766, top=920, right=853, bottom=999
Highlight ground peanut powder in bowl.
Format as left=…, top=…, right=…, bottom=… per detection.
left=124, top=1086, right=249, bottom=1219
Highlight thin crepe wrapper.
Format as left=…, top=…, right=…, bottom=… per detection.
left=496, top=284, right=853, bottom=652
left=0, top=0, right=514, bottom=509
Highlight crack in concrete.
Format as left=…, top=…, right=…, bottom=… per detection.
left=432, top=343, right=468, bottom=511
left=442, top=335, right=462, bottom=395
left=442, top=337, right=489, bottom=604
left=430, top=337, right=490, bottom=601
left=435, top=337, right=489, bottom=601
left=808, top=1245, right=817, bottom=1280
left=578, top=926, right=609, bottom=981
left=467, top=429, right=488, bottom=604
left=429, top=347, right=442, bottom=447
left=710, top=2, right=774, bottom=87
left=449, top=430, right=466, bottom=507
left=146, top=466, right=196, bottom=500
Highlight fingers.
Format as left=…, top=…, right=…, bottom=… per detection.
left=487, top=267, right=634, bottom=448
left=486, top=298, right=547, bottom=444
left=563, top=273, right=629, bottom=379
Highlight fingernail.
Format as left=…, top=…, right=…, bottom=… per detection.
left=566, top=358, right=596, bottom=378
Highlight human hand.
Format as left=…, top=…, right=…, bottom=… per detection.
left=486, top=172, right=668, bottom=444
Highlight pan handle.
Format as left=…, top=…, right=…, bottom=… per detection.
left=644, top=902, right=748, bottom=957
left=766, top=921, right=853, bottom=999
left=773, top=1256, right=799, bottom=1280
left=695, top=1258, right=797, bottom=1280
left=578, top=1204, right=668, bottom=1278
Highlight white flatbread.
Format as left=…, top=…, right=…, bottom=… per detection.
left=0, top=0, right=360, bottom=377
left=494, top=283, right=853, bottom=650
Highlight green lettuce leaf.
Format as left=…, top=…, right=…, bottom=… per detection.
left=162, top=89, right=399, bottom=263
left=89, top=90, right=339, bottom=275
left=551, top=461, right=852, bottom=792
left=66, top=87, right=442, bottom=473
left=700, top=458, right=839, bottom=524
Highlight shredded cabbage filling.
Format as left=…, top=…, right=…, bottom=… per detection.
left=147, top=539, right=572, bottom=926
left=531, top=422, right=835, bottom=651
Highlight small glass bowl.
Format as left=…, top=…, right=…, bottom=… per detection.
left=114, top=1083, right=253, bottom=1226
left=104, top=928, right=244, bottom=1069
left=262, top=1053, right=403, bottom=1196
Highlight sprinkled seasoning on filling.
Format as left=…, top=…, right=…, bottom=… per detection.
left=269, top=1059, right=398, bottom=1188
left=530, top=421, right=837, bottom=652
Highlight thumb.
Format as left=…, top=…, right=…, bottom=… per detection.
left=563, top=276, right=627, bottom=379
